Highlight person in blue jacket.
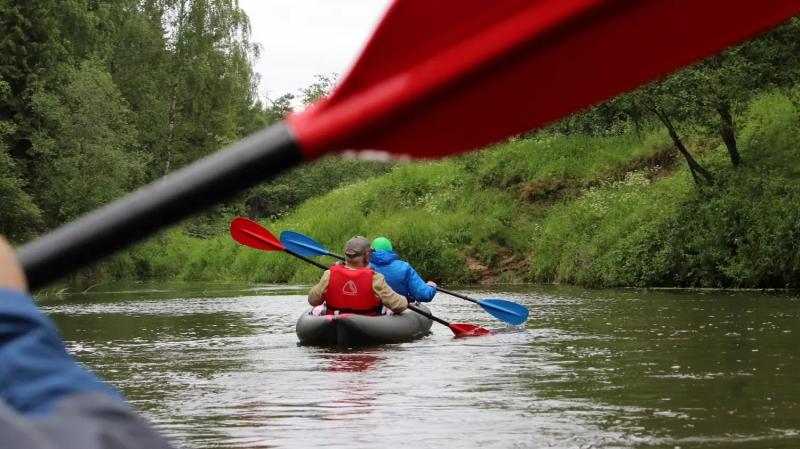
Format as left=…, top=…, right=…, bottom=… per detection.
left=369, top=237, right=437, bottom=302
left=0, top=237, right=175, bottom=449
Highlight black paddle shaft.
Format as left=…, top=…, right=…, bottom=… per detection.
left=407, top=304, right=451, bottom=327
left=18, top=122, right=303, bottom=290
left=285, top=248, right=328, bottom=270
left=434, top=286, right=478, bottom=304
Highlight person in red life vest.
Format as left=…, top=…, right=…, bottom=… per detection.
left=308, top=236, right=408, bottom=315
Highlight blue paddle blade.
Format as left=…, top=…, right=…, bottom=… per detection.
left=477, top=299, right=529, bottom=326
left=280, top=231, right=329, bottom=257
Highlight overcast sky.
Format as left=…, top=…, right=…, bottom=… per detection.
left=238, top=0, right=392, bottom=102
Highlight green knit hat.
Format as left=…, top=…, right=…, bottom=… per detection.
left=371, top=237, right=393, bottom=251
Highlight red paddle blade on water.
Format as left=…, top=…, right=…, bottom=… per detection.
left=290, top=0, right=800, bottom=160
left=230, top=217, right=285, bottom=251
left=449, top=323, right=495, bottom=338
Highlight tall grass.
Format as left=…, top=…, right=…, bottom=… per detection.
left=528, top=90, right=800, bottom=287
left=109, top=127, right=669, bottom=284
left=105, top=90, right=800, bottom=288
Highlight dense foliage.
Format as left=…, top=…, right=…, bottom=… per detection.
left=1, top=0, right=261, bottom=234
left=3, top=5, right=800, bottom=289
left=0, top=1, right=390, bottom=281
left=118, top=88, right=800, bottom=289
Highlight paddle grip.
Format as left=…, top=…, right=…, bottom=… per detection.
left=18, top=122, right=303, bottom=290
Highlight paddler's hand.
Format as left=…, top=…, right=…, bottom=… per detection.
left=426, top=280, right=437, bottom=287
left=0, top=237, right=28, bottom=292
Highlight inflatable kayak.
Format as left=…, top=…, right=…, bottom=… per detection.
left=296, top=304, right=433, bottom=346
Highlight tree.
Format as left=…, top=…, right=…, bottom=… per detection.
left=29, top=61, right=146, bottom=226
left=615, top=80, right=713, bottom=186
left=265, top=93, right=294, bottom=124
left=154, top=0, right=261, bottom=175
left=300, top=73, right=337, bottom=106
left=0, top=0, right=268, bottom=247
left=0, top=0, right=73, bottom=167
left=661, top=18, right=800, bottom=169
left=0, top=81, right=42, bottom=241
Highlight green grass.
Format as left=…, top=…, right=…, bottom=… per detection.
left=104, top=89, right=800, bottom=288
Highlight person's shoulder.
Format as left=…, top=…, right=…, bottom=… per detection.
left=392, top=257, right=410, bottom=266
left=397, top=259, right=415, bottom=271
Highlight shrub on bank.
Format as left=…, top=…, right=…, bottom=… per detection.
left=105, top=90, right=800, bottom=288
left=528, top=90, right=800, bottom=287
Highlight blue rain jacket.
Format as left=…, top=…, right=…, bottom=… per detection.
left=0, top=288, right=174, bottom=449
left=370, top=250, right=436, bottom=302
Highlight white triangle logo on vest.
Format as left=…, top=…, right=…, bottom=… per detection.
left=342, top=280, right=358, bottom=296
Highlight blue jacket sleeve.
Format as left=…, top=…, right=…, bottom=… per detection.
left=0, top=288, right=121, bottom=416
left=0, top=288, right=176, bottom=448
left=403, top=263, right=437, bottom=302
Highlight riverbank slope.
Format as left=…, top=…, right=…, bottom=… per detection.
left=101, top=89, right=800, bottom=289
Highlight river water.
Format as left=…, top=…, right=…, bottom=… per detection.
left=39, top=284, right=800, bottom=448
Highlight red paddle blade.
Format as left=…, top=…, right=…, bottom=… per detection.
left=449, top=323, right=494, bottom=338
left=230, top=217, right=285, bottom=251
left=290, top=0, right=800, bottom=160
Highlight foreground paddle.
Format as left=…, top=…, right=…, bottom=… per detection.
left=231, top=218, right=491, bottom=337
left=281, top=230, right=529, bottom=325
left=18, top=1, right=800, bottom=289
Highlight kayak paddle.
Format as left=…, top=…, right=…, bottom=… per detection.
left=231, top=217, right=491, bottom=337
left=405, top=304, right=493, bottom=338
left=230, top=217, right=327, bottom=270
left=280, top=230, right=529, bottom=325
left=18, top=1, right=800, bottom=289
left=432, top=286, right=529, bottom=326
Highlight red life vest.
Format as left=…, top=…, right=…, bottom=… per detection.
left=324, top=265, right=382, bottom=315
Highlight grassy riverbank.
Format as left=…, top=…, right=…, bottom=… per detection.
left=98, top=90, right=800, bottom=288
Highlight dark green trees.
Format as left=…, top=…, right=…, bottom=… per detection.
left=0, top=0, right=262, bottom=242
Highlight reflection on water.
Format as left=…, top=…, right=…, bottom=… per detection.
left=322, top=351, right=380, bottom=373
left=41, top=284, right=800, bottom=448
left=319, top=351, right=380, bottom=422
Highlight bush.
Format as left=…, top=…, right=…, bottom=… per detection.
left=98, top=90, right=800, bottom=288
